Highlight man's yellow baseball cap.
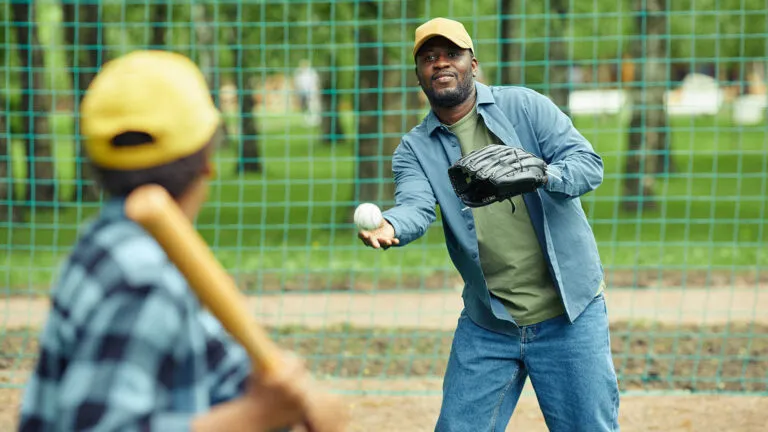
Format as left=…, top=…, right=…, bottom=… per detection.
left=81, top=50, right=221, bottom=171
left=413, top=17, right=474, bottom=57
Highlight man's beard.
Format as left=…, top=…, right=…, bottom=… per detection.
left=423, top=73, right=474, bottom=108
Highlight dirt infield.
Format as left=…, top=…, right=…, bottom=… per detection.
left=2, top=286, right=767, bottom=430
left=345, top=391, right=768, bottom=432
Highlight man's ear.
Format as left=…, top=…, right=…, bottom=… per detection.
left=471, top=57, right=479, bottom=77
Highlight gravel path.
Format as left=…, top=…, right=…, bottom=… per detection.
left=3, top=287, right=767, bottom=330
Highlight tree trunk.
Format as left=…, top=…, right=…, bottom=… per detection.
left=237, top=79, right=261, bottom=173
left=623, top=0, right=669, bottom=212
left=232, top=6, right=260, bottom=173
left=192, top=3, right=229, bottom=145
left=380, top=65, right=409, bottom=199
left=354, top=2, right=386, bottom=207
left=406, top=0, right=427, bottom=127
left=192, top=4, right=214, bottom=88
left=0, top=98, right=22, bottom=222
left=501, top=0, right=523, bottom=85
left=151, top=3, right=166, bottom=48
left=321, top=54, right=346, bottom=145
left=12, top=2, right=56, bottom=206
left=548, top=0, right=570, bottom=116
left=63, top=2, right=105, bottom=202
left=0, top=102, right=8, bottom=218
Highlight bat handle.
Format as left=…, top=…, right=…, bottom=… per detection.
left=125, top=185, right=343, bottom=431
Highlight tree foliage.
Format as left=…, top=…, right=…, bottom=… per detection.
left=1, top=0, right=766, bottom=210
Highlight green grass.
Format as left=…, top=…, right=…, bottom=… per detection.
left=1, top=2, right=763, bottom=293
left=1, top=106, right=766, bottom=293
left=580, top=108, right=768, bottom=272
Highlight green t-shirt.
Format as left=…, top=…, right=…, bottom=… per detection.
left=447, top=106, right=566, bottom=326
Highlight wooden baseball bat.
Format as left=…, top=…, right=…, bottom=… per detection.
left=124, top=183, right=284, bottom=375
left=125, top=183, right=349, bottom=432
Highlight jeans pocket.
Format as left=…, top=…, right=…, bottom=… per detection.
left=592, top=292, right=606, bottom=307
left=596, top=291, right=609, bottom=316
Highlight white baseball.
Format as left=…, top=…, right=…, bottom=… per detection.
left=354, top=203, right=383, bottom=231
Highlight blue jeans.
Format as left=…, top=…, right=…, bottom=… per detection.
left=435, top=293, right=620, bottom=432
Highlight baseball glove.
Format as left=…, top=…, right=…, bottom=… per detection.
left=448, top=144, right=548, bottom=208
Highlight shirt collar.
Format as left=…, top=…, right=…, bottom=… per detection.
left=100, top=196, right=128, bottom=220
left=425, top=81, right=495, bottom=135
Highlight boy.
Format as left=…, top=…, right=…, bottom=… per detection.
left=19, top=50, right=346, bottom=432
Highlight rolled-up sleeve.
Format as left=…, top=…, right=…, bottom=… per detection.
left=523, top=88, right=604, bottom=198
left=381, top=141, right=437, bottom=246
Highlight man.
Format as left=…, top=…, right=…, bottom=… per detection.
left=18, top=50, right=346, bottom=432
left=358, top=18, right=620, bottom=432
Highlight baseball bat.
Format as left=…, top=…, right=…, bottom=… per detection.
left=124, top=183, right=284, bottom=375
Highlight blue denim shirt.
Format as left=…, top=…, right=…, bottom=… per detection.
left=383, top=82, right=605, bottom=335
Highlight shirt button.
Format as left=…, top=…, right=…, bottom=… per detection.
left=468, top=224, right=474, bottom=231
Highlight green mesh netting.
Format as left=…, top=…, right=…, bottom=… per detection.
left=1, top=0, right=767, bottom=398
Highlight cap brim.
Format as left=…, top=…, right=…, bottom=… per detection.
left=413, top=33, right=472, bottom=57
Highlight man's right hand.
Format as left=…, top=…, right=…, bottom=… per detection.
left=358, top=219, right=399, bottom=249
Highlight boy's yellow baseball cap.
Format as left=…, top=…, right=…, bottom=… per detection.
left=81, top=50, right=221, bottom=171
left=413, top=17, right=474, bottom=57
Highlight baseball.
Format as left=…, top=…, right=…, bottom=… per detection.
left=354, top=203, right=383, bottom=231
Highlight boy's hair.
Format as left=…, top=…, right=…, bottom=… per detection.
left=92, top=126, right=223, bottom=199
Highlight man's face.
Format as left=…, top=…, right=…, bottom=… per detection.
left=415, top=36, right=478, bottom=108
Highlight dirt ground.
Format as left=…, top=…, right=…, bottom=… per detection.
left=2, top=382, right=767, bottom=431
left=344, top=392, right=768, bottom=432
left=2, top=286, right=767, bottom=430
left=4, top=286, right=768, bottom=330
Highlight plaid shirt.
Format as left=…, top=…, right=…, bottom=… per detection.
left=18, top=198, right=251, bottom=431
